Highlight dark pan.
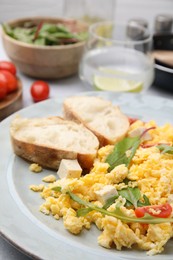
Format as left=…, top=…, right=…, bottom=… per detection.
left=154, top=62, right=173, bottom=91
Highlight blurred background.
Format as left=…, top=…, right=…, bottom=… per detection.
left=0, top=0, right=173, bottom=105
left=1, top=0, right=173, bottom=31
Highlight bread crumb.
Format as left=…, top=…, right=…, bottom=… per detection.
left=42, top=174, right=56, bottom=183
left=29, top=163, right=42, bottom=173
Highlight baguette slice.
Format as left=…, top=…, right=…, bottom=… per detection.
left=10, top=116, right=99, bottom=170
left=63, top=96, right=129, bottom=146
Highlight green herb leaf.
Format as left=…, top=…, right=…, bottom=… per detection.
left=52, top=186, right=61, bottom=192
left=118, top=187, right=141, bottom=208
left=137, top=195, right=151, bottom=207
left=105, top=136, right=140, bottom=171
left=103, top=195, right=119, bottom=209
left=67, top=191, right=91, bottom=207
left=77, top=208, right=93, bottom=216
left=68, top=191, right=173, bottom=224
left=127, top=138, right=141, bottom=167
left=103, top=185, right=150, bottom=209
left=157, top=144, right=173, bottom=154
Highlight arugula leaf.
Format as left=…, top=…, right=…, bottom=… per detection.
left=77, top=208, right=93, bottom=217
left=127, top=138, right=141, bottom=167
left=137, top=194, right=150, bottom=207
left=119, top=187, right=141, bottom=208
left=51, top=186, right=61, bottom=192
left=105, top=136, right=140, bottom=171
left=123, top=178, right=130, bottom=185
left=68, top=191, right=173, bottom=224
left=103, top=195, right=119, bottom=209
left=104, top=186, right=150, bottom=209
left=157, top=144, right=173, bottom=154
left=118, top=179, right=150, bottom=208
left=106, top=127, right=157, bottom=172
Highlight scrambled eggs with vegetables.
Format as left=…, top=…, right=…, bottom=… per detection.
left=30, top=119, right=173, bottom=256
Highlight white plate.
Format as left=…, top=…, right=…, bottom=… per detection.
left=1, top=91, right=173, bottom=260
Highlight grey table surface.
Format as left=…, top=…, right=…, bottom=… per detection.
left=0, top=23, right=173, bottom=260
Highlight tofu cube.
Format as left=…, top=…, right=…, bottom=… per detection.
left=95, top=185, right=118, bottom=204
left=57, top=159, right=82, bottom=179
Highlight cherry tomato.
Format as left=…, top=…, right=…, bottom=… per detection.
left=0, top=61, right=16, bottom=75
left=0, top=81, right=8, bottom=100
left=135, top=203, right=172, bottom=218
left=128, top=117, right=138, bottom=125
left=30, top=81, right=50, bottom=102
left=0, top=70, right=17, bottom=93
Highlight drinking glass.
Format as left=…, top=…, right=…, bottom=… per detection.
left=63, top=0, right=116, bottom=25
left=79, top=21, right=154, bottom=92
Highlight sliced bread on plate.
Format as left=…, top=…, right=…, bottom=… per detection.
left=10, top=116, right=99, bottom=170
left=63, top=96, right=129, bottom=146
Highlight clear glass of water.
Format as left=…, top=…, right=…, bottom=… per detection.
left=79, top=21, right=154, bottom=92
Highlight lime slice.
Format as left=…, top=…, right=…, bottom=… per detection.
left=94, top=76, right=143, bottom=93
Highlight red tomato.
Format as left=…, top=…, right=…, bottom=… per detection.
left=30, top=81, right=50, bottom=102
left=0, top=81, right=8, bottom=100
left=135, top=203, right=172, bottom=218
left=128, top=117, right=138, bottom=125
left=0, top=61, right=16, bottom=75
left=0, top=70, right=17, bottom=93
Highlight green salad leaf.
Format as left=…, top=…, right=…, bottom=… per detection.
left=106, top=127, right=157, bottom=172
left=105, top=136, right=140, bottom=171
left=137, top=194, right=150, bottom=207
left=68, top=191, right=173, bottom=224
left=102, top=195, right=119, bottom=209
left=77, top=208, right=93, bottom=216
left=103, top=186, right=150, bottom=210
left=118, top=187, right=141, bottom=208
left=2, top=22, right=88, bottom=46
left=119, top=187, right=150, bottom=208
left=157, top=144, right=173, bottom=154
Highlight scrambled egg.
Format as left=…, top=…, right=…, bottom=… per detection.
left=30, top=120, right=173, bottom=256
left=29, top=163, right=42, bottom=173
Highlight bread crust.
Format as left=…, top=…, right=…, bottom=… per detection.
left=11, top=136, right=96, bottom=170
left=10, top=116, right=99, bottom=171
